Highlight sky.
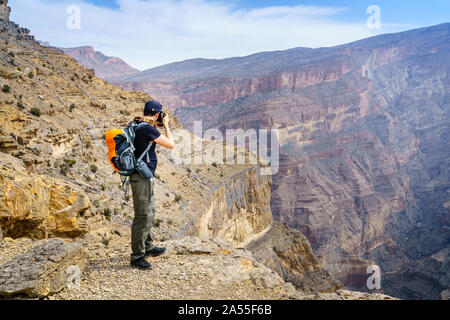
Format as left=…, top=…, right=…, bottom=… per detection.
left=8, top=0, right=450, bottom=70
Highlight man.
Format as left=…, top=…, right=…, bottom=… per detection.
left=130, top=100, right=174, bottom=270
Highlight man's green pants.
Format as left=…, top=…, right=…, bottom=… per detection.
left=130, top=172, right=155, bottom=262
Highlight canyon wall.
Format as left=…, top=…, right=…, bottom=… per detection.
left=183, top=166, right=273, bottom=246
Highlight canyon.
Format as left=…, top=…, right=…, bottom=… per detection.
left=0, top=0, right=371, bottom=300
left=112, top=23, right=450, bottom=299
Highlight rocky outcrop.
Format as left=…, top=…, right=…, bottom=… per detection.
left=116, top=23, right=450, bottom=299
left=245, top=223, right=341, bottom=294
left=62, top=46, right=140, bottom=80
left=0, top=238, right=87, bottom=298
left=164, top=237, right=285, bottom=289
left=184, top=166, right=272, bottom=246
left=0, top=153, right=90, bottom=239
left=0, top=0, right=10, bottom=22
left=0, top=0, right=35, bottom=42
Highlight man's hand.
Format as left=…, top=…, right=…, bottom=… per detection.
left=154, top=113, right=174, bottom=149
left=162, top=114, right=170, bottom=127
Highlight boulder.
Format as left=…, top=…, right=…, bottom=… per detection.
left=245, top=223, right=342, bottom=294
left=0, top=238, right=87, bottom=298
left=0, top=153, right=90, bottom=239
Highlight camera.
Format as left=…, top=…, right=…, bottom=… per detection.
left=156, top=112, right=166, bottom=127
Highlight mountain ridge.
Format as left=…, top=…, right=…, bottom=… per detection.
left=61, top=46, right=140, bottom=81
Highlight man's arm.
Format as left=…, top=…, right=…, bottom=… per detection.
left=154, top=115, right=175, bottom=149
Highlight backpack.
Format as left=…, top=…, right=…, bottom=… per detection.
left=105, top=121, right=153, bottom=197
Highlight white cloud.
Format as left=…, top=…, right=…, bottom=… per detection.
left=9, top=0, right=409, bottom=70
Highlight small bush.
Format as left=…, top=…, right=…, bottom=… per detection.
left=28, top=72, right=34, bottom=79
left=30, top=107, right=41, bottom=117
left=90, top=164, right=98, bottom=173
left=153, top=218, right=162, bottom=228
left=101, top=184, right=106, bottom=191
left=69, top=103, right=75, bottom=112
left=59, top=164, right=69, bottom=176
left=104, top=208, right=112, bottom=220
left=63, top=159, right=76, bottom=167
left=175, top=194, right=182, bottom=202
left=101, top=236, right=112, bottom=246
left=17, top=101, right=25, bottom=110
left=2, top=85, right=10, bottom=93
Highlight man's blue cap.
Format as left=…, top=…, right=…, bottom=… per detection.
left=144, top=100, right=163, bottom=114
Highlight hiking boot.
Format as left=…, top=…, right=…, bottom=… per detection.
left=145, top=247, right=166, bottom=258
left=130, top=257, right=152, bottom=270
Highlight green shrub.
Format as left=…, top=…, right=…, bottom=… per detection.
left=17, top=101, right=25, bottom=110
left=63, top=159, right=76, bottom=167
left=30, top=107, right=41, bottom=117
left=175, top=194, right=182, bottom=202
left=2, top=85, right=10, bottom=93
left=101, top=184, right=106, bottom=191
left=153, top=218, right=162, bottom=228
left=69, top=103, right=75, bottom=112
left=59, top=164, right=69, bottom=176
left=90, top=164, right=98, bottom=173
left=101, top=236, right=112, bottom=246
left=28, top=72, right=34, bottom=79
left=104, top=208, right=112, bottom=220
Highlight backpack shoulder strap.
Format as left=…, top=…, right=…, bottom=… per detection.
left=137, top=143, right=152, bottom=162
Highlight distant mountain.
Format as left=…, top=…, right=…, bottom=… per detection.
left=61, top=46, right=140, bottom=80
left=115, top=23, right=450, bottom=300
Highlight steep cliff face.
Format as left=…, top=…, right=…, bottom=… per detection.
left=245, top=223, right=342, bottom=294
left=116, top=23, right=450, bottom=299
left=184, top=166, right=273, bottom=246
left=62, top=46, right=139, bottom=81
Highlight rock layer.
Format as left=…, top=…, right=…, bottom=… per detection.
left=0, top=153, right=90, bottom=239
left=0, top=238, right=87, bottom=298
left=245, top=223, right=341, bottom=294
